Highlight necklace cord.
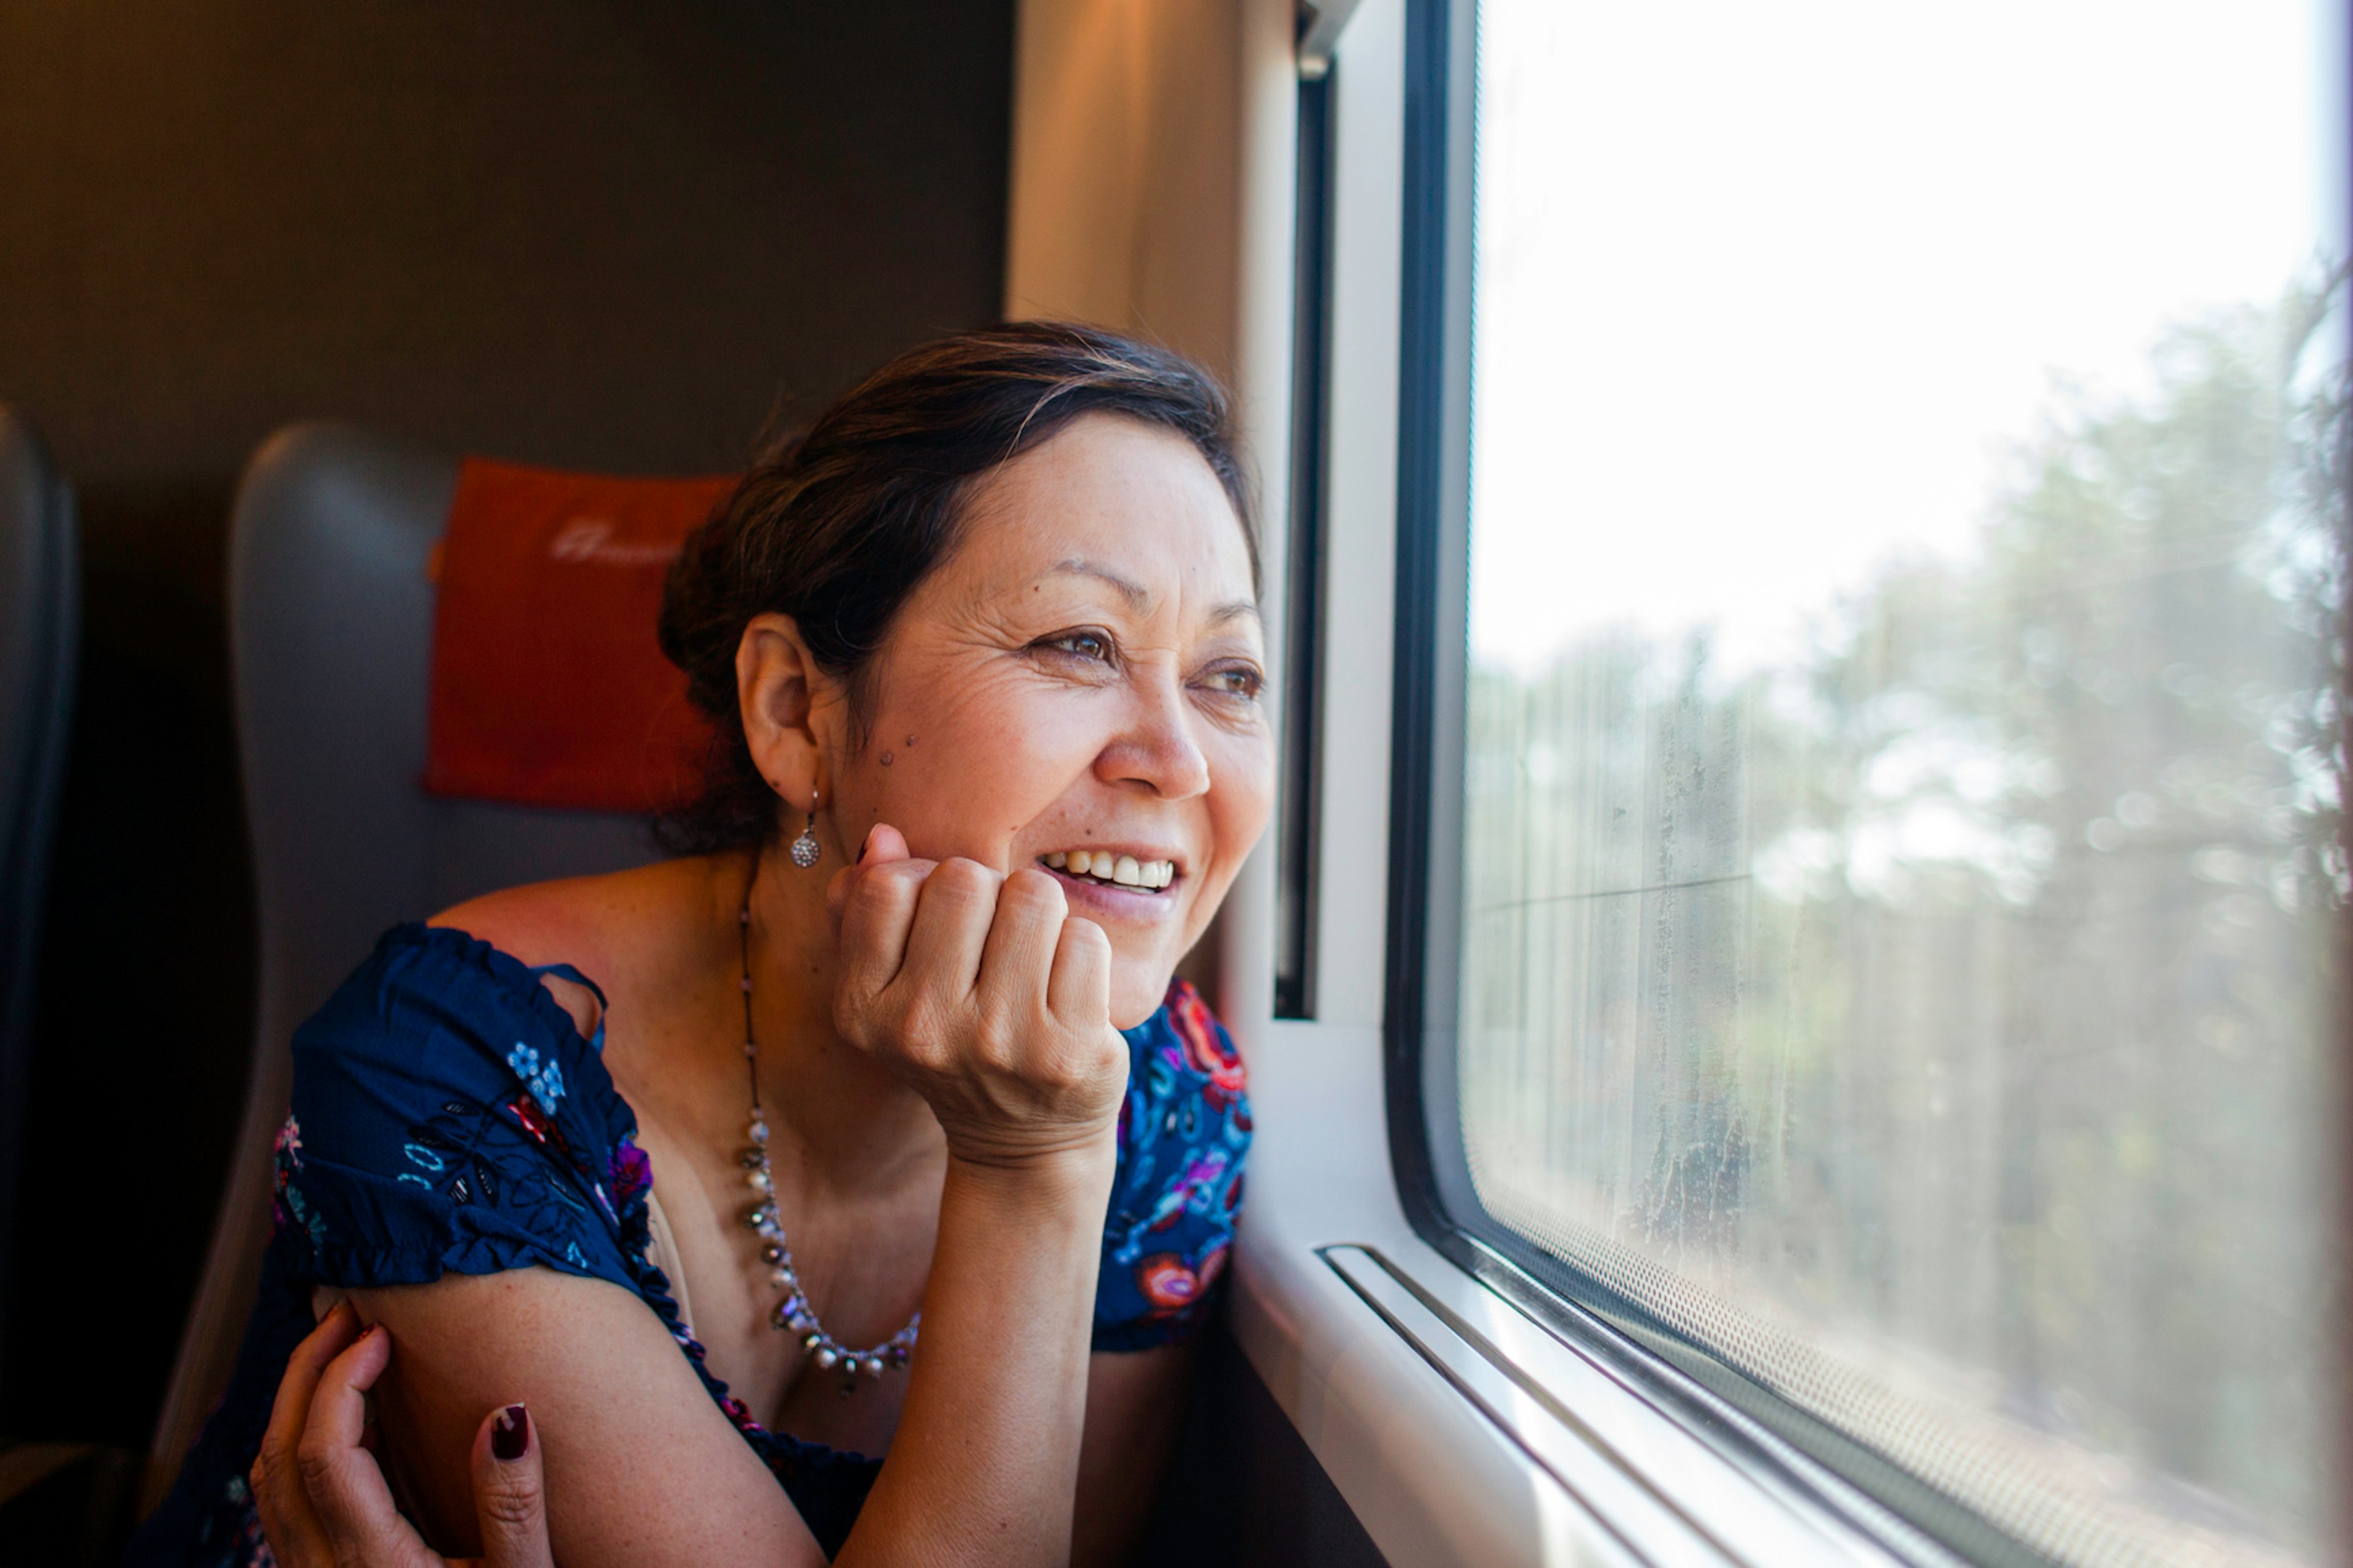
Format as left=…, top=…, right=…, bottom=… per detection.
left=735, top=855, right=919, bottom=1392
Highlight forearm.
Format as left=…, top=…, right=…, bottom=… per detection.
left=838, top=1145, right=1115, bottom=1568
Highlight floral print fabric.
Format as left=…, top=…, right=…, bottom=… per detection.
left=128, top=922, right=1250, bottom=1567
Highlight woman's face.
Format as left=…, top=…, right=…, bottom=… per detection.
left=821, top=412, right=1273, bottom=1028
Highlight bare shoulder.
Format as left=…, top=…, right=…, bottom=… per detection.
left=428, top=855, right=740, bottom=1034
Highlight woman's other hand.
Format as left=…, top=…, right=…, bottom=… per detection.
left=827, top=823, right=1127, bottom=1171
left=252, top=1301, right=553, bottom=1568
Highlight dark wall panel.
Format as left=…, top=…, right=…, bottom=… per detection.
left=0, top=0, right=1012, bottom=1446
left=1134, top=1320, right=1392, bottom=1568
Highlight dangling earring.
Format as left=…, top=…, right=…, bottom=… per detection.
left=789, top=787, right=821, bottom=869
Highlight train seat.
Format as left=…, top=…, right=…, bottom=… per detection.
left=143, top=424, right=676, bottom=1512
left=0, top=408, right=83, bottom=1514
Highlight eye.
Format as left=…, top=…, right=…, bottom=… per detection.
left=1033, top=628, right=1116, bottom=664
left=1199, top=662, right=1264, bottom=701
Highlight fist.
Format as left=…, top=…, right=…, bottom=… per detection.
left=826, top=826, right=1127, bottom=1168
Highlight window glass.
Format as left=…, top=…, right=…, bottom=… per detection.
left=1455, top=2, right=2346, bottom=1559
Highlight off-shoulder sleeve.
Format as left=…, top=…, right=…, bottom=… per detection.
left=275, top=924, right=654, bottom=1295
left=1091, top=980, right=1252, bottom=1352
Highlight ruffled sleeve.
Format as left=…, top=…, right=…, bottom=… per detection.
left=1090, top=980, right=1252, bottom=1352
left=275, top=923, right=654, bottom=1296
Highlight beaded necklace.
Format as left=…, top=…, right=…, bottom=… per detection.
left=735, top=884, right=919, bottom=1394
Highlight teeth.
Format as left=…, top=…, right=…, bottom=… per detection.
left=1044, top=852, right=1175, bottom=889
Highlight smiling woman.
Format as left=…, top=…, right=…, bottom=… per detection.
left=126, top=323, right=1274, bottom=1568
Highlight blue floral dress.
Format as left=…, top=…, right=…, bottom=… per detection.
left=128, top=923, right=1250, bottom=1565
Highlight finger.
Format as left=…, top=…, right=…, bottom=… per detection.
left=975, top=867, right=1067, bottom=1021
left=469, top=1404, right=555, bottom=1568
left=252, top=1300, right=362, bottom=1565
left=863, top=822, right=911, bottom=864
left=833, top=857, right=936, bottom=1013
left=825, top=822, right=912, bottom=929
left=1045, top=914, right=1113, bottom=1029
left=302, top=1324, right=420, bottom=1566
left=895, top=857, right=1001, bottom=1009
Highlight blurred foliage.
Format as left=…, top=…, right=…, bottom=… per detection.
left=1458, top=273, right=2348, bottom=1556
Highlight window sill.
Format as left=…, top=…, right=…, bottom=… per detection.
left=1230, top=1020, right=1928, bottom=1568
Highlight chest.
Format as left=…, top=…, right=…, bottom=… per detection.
left=626, top=1104, right=942, bottom=1456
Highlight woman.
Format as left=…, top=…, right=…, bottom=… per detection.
left=131, top=323, right=1272, bottom=1567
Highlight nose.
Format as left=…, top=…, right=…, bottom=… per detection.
left=1094, top=668, right=1211, bottom=800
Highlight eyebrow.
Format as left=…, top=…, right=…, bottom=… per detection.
left=1048, top=559, right=1151, bottom=610
left=1046, top=559, right=1264, bottom=632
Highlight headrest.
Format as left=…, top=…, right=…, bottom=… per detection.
left=423, top=459, right=738, bottom=815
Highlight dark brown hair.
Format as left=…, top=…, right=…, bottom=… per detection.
left=654, top=320, right=1256, bottom=854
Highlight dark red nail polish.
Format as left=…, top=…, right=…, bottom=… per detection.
left=858, top=826, right=878, bottom=865
left=493, top=1404, right=529, bottom=1461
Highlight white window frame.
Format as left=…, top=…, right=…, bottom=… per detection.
left=1224, top=3, right=1985, bottom=1563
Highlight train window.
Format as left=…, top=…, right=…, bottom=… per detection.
left=1394, top=0, right=2349, bottom=1562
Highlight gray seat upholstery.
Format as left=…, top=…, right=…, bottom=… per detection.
left=0, top=407, right=77, bottom=1366
left=145, top=423, right=664, bottom=1509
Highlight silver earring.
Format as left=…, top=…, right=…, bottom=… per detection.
left=789, top=789, right=821, bottom=869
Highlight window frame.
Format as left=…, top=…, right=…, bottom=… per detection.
left=1228, top=2, right=1976, bottom=1562
left=1358, top=0, right=2318, bottom=1560
left=1274, top=65, right=1337, bottom=1021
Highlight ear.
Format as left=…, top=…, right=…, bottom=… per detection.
left=736, top=612, right=837, bottom=812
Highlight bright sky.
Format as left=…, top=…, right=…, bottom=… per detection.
left=1469, top=0, right=2346, bottom=674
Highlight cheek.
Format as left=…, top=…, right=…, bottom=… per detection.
left=1205, top=730, right=1278, bottom=862
left=1162, top=732, right=1275, bottom=955
left=855, top=673, right=1100, bottom=855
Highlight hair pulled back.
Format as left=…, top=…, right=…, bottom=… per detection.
left=655, top=320, right=1256, bottom=855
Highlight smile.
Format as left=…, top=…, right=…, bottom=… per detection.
left=1042, top=849, right=1176, bottom=890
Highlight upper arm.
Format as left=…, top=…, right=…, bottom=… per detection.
left=353, top=1267, right=824, bottom=1568
left=1073, top=1343, right=1189, bottom=1568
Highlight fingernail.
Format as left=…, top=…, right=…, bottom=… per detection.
left=493, top=1404, right=529, bottom=1461
left=858, top=825, right=879, bottom=865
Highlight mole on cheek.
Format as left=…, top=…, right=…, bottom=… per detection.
left=906, top=735, right=916, bottom=748
left=880, top=751, right=894, bottom=767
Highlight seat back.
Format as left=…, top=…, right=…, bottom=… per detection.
left=0, top=408, right=78, bottom=1369
left=145, top=423, right=662, bottom=1506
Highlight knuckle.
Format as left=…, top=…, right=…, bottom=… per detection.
left=1002, top=866, right=1064, bottom=912
left=934, top=857, right=997, bottom=901
left=830, top=994, right=868, bottom=1043
left=972, top=1013, right=1020, bottom=1067
left=294, top=1436, right=341, bottom=1494
left=479, top=1476, right=544, bottom=1531
left=1046, top=1043, right=1102, bottom=1093
left=851, top=868, right=914, bottom=918
left=900, top=996, right=957, bottom=1053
